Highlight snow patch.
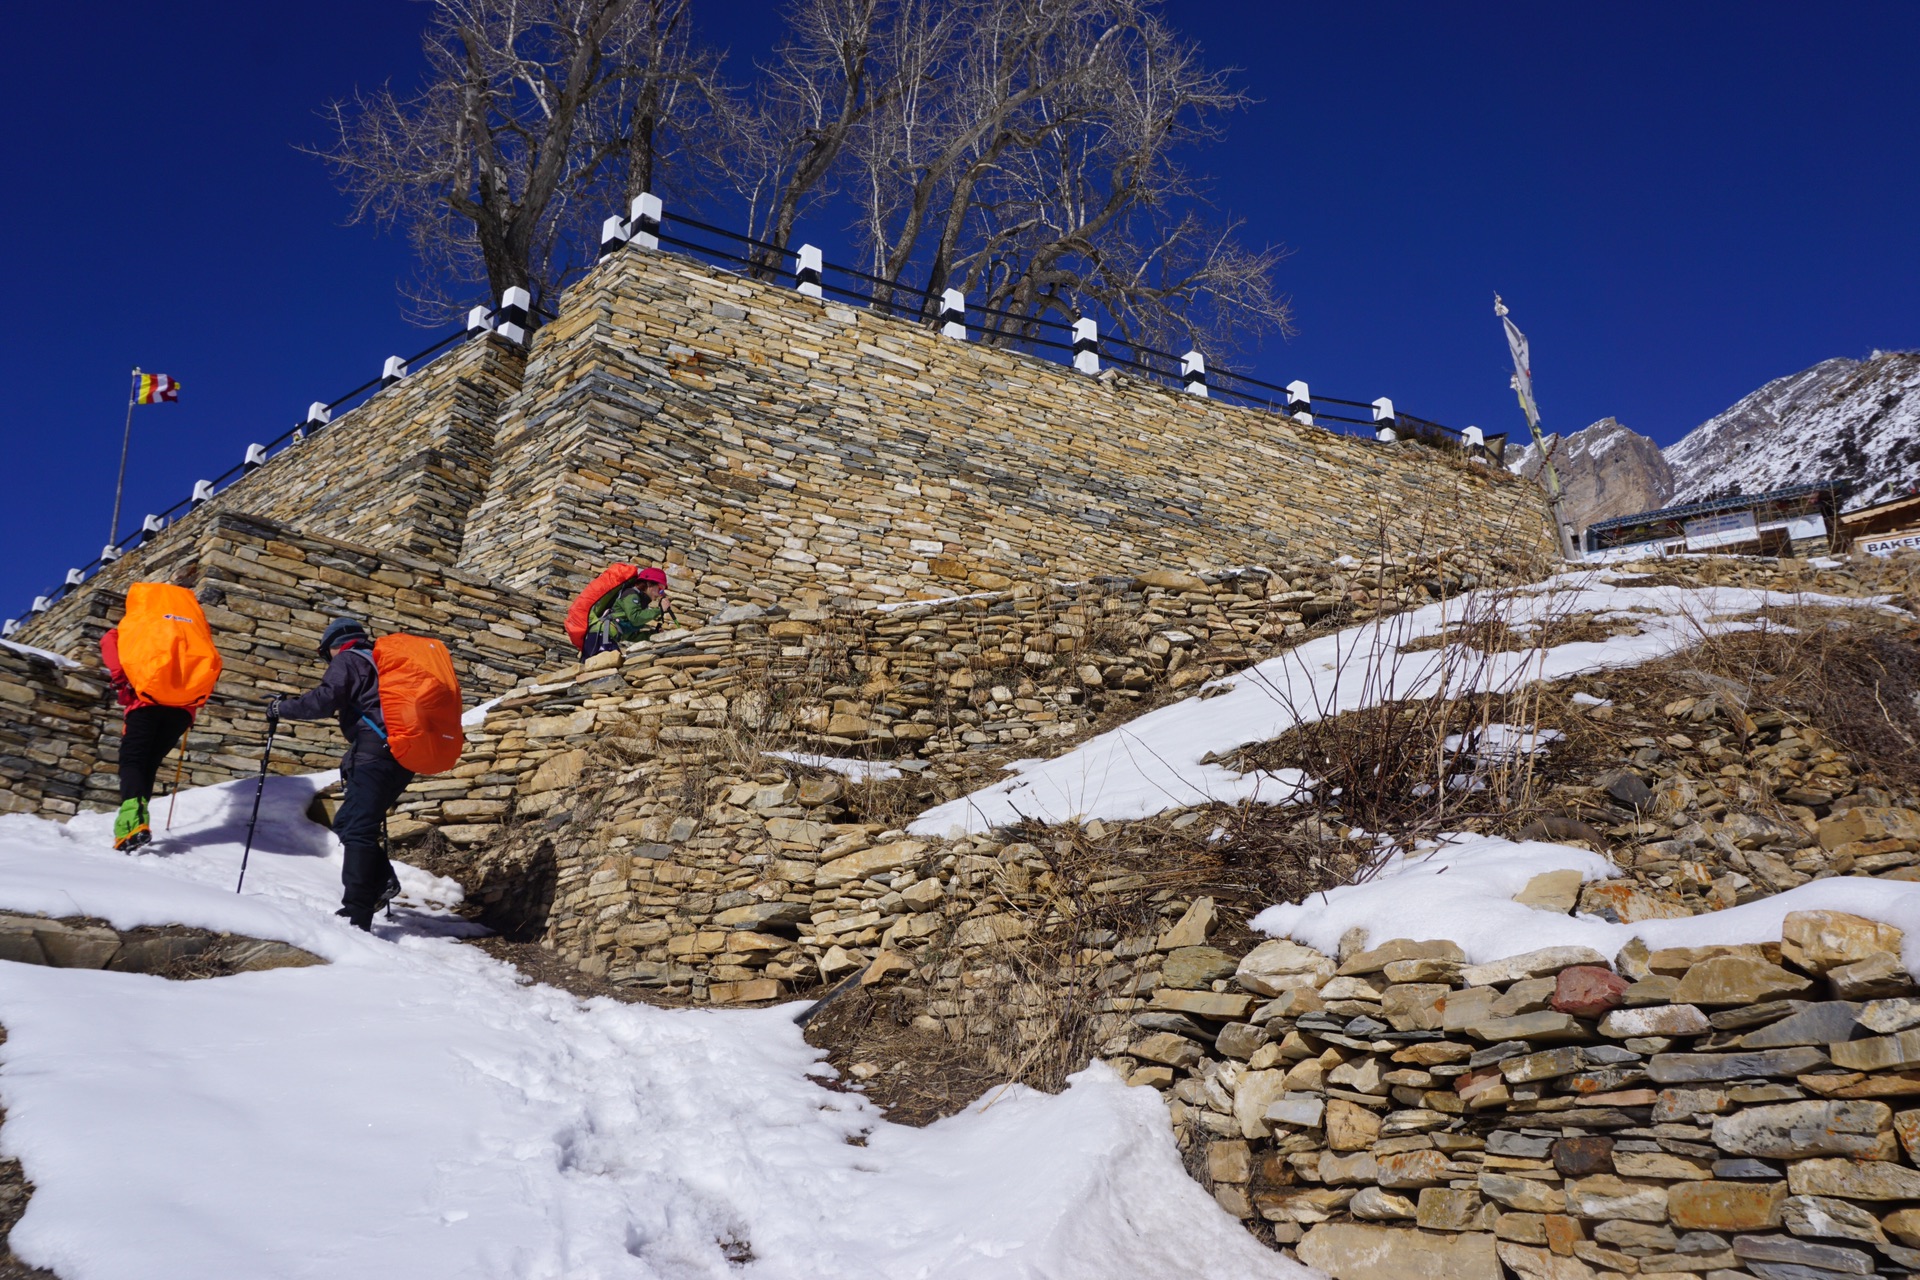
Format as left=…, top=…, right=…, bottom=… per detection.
left=909, top=574, right=1885, bottom=836
left=1252, top=832, right=1920, bottom=975
left=0, top=778, right=1302, bottom=1280
left=763, top=751, right=904, bottom=782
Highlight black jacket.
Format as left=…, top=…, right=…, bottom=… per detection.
left=276, top=640, right=388, bottom=760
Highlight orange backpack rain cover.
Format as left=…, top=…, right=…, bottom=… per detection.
left=371, top=634, right=465, bottom=775
left=565, top=563, right=640, bottom=649
left=117, top=583, right=223, bottom=710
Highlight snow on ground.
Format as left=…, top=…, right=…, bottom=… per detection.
left=761, top=751, right=904, bottom=782
left=0, top=777, right=1302, bottom=1280
left=910, top=571, right=1892, bottom=836
left=1252, top=833, right=1920, bottom=973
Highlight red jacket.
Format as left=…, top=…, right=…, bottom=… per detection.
left=101, top=627, right=190, bottom=717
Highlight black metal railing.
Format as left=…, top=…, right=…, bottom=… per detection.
left=8, top=202, right=1509, bottom=633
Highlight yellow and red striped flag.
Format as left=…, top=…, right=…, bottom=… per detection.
left=134, top=373, right=180, bottom=404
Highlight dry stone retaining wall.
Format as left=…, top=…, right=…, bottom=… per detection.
left=3, top=513, right=569, bottom=816
left=1101, top=900, right=1920, bottom=1280
left=394, top=548, right=1533, bottom=991
left=0, top=645, right=110, bottom=817
left=452, top=245, right=1555, bottom=610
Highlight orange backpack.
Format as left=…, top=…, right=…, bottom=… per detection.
left=117, top=583, right=223, bottom=710
left=365, top=635, right=465, bottom=775
left=565, top=563, right=640, bottom=650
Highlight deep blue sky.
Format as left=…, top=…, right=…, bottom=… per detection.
left=3, top=2, right=1916, bottom=620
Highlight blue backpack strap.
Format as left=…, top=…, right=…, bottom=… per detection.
left=344, top=646, right=387, bottom=737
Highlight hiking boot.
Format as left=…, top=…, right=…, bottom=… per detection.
left=377, top=872, right=403, bottom=918
left=347, top=914, right=373, bottom=932
left=113, top=799, right=151, bottom=853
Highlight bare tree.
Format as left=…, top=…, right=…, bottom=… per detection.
left=316, top=0, right=727, bottom=319
left=731, top=0, right=1291, bottom=358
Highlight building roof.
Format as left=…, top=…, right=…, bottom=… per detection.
left=1585, top=480, right=1849, bottom=538
left=1839, top=490, right=1920, bottom=528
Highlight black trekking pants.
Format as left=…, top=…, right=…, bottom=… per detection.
left=333, top=746, right=414, bottom=923
left=119, top=706, right=192, bottom=804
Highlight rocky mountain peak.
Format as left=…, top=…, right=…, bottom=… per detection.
left=1508, top=417, right=1675, bottom=534
left=1664, top=351, right=1920, bottom=508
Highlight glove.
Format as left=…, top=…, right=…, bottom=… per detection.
left=265, top=695, right=284, bottom=722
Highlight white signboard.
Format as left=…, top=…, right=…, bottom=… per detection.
left=1683, top=510, right=1759, bottom=551
left=1862, top=528, right=1920, bottom=557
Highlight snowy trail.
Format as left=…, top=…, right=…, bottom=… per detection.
left=0, top=779, right=1304, bottom=1280
left=910, top=572, right=1891, bottom=836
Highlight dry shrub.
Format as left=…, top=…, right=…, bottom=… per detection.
left=804, top=815, right=1366, bottom=1124
left=1647, top=603, right=1920, bottom=795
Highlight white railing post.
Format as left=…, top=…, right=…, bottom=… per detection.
left=306, top=402, right=332, bottom=432
left=191, top=480, right=215, bottom=508
left=1180, top=351, right=1208, bottom=397
left=1072, top=317, right=1100, bottom=374
left=1286, top=380, right=1313, bottom=425
left=30, top=598, right=49, bottom=615
left=1, top=619, right=15, bottom=637
left=64, top=568, right=84, bottom=587
left=496, top=287, right=531, bottom=345
left=1372, top=396, right=1398, bottom=443
left=380, top=356, right=407, bottom=388
left=627, top=193, right=662, bottom=251
left=466, top=305, right=495, bottom=334
left=940, top=288, right=966, bottom=340
left=100, top=544, right=121, bottom=562
left=796, top=245, right=823, bottom=299
left=244, top=443, right=268, bottom=471
left=142, top=514, right=165, bottom=537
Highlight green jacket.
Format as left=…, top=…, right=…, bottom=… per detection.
left=588, top=586, right=664, bottom=643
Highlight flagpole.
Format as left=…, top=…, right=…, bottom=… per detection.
left=1494, top=298, right=1579, bottom=562
left=110, top=368, right=139, bottom=550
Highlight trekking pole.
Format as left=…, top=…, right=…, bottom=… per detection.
left=234, top=717, right=277, bottom=894
left=164, top=728, right=187, bottom=831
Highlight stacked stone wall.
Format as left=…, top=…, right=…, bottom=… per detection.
left=0, top=645, right=111, bottom=816
left=1096, top=904, right=1920, bottom=1280
left=453, top=247, right=1555, bottom=611
left=391, top=547, right=1531, bottom=989
left=222, top=334, right=524, bottom=565
left=4, top=512, right=570, bottom=815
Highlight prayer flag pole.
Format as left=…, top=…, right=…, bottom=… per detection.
left=109, top=368, right=139, bottom=550
left=1495, top=297, right=1579, bottom=561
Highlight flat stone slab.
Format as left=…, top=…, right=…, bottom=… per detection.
left=1296, top=1222, right=1500, bottom=1280
left=1648, top=1047, right=1830, bottom=1083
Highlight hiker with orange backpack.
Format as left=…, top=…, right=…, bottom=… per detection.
left=101, top=583, right=224, bottom=852
left=568, top=564, right=669, bottom=658
left=267, top=617, right=464, bottom=930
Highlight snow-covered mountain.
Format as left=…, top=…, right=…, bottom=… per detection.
left=1507, top=417, right=1674, bottom=533
left=1664, top=350, right=1920, bottom=509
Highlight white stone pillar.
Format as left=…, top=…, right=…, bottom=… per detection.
left=496, top=287, right=531, bottom=345
left=940, top=289, right=966, bottom=340
left=1373, top=396, right=1398, bottom=443
left=1072, top=317, right=1100, bottom=374
left=627, top=193, right=662, bottom=250
left=381, top=356, right=408, bottom=388
left=1286, top=380, right=1313, bottom=425
left=191, top=480, right=215, bottom=507
left=796, top=245, right=824, bottom=299
left=243, top=443, right=268, bottom=471
left=1181, top=351, right=1208, bottom=397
